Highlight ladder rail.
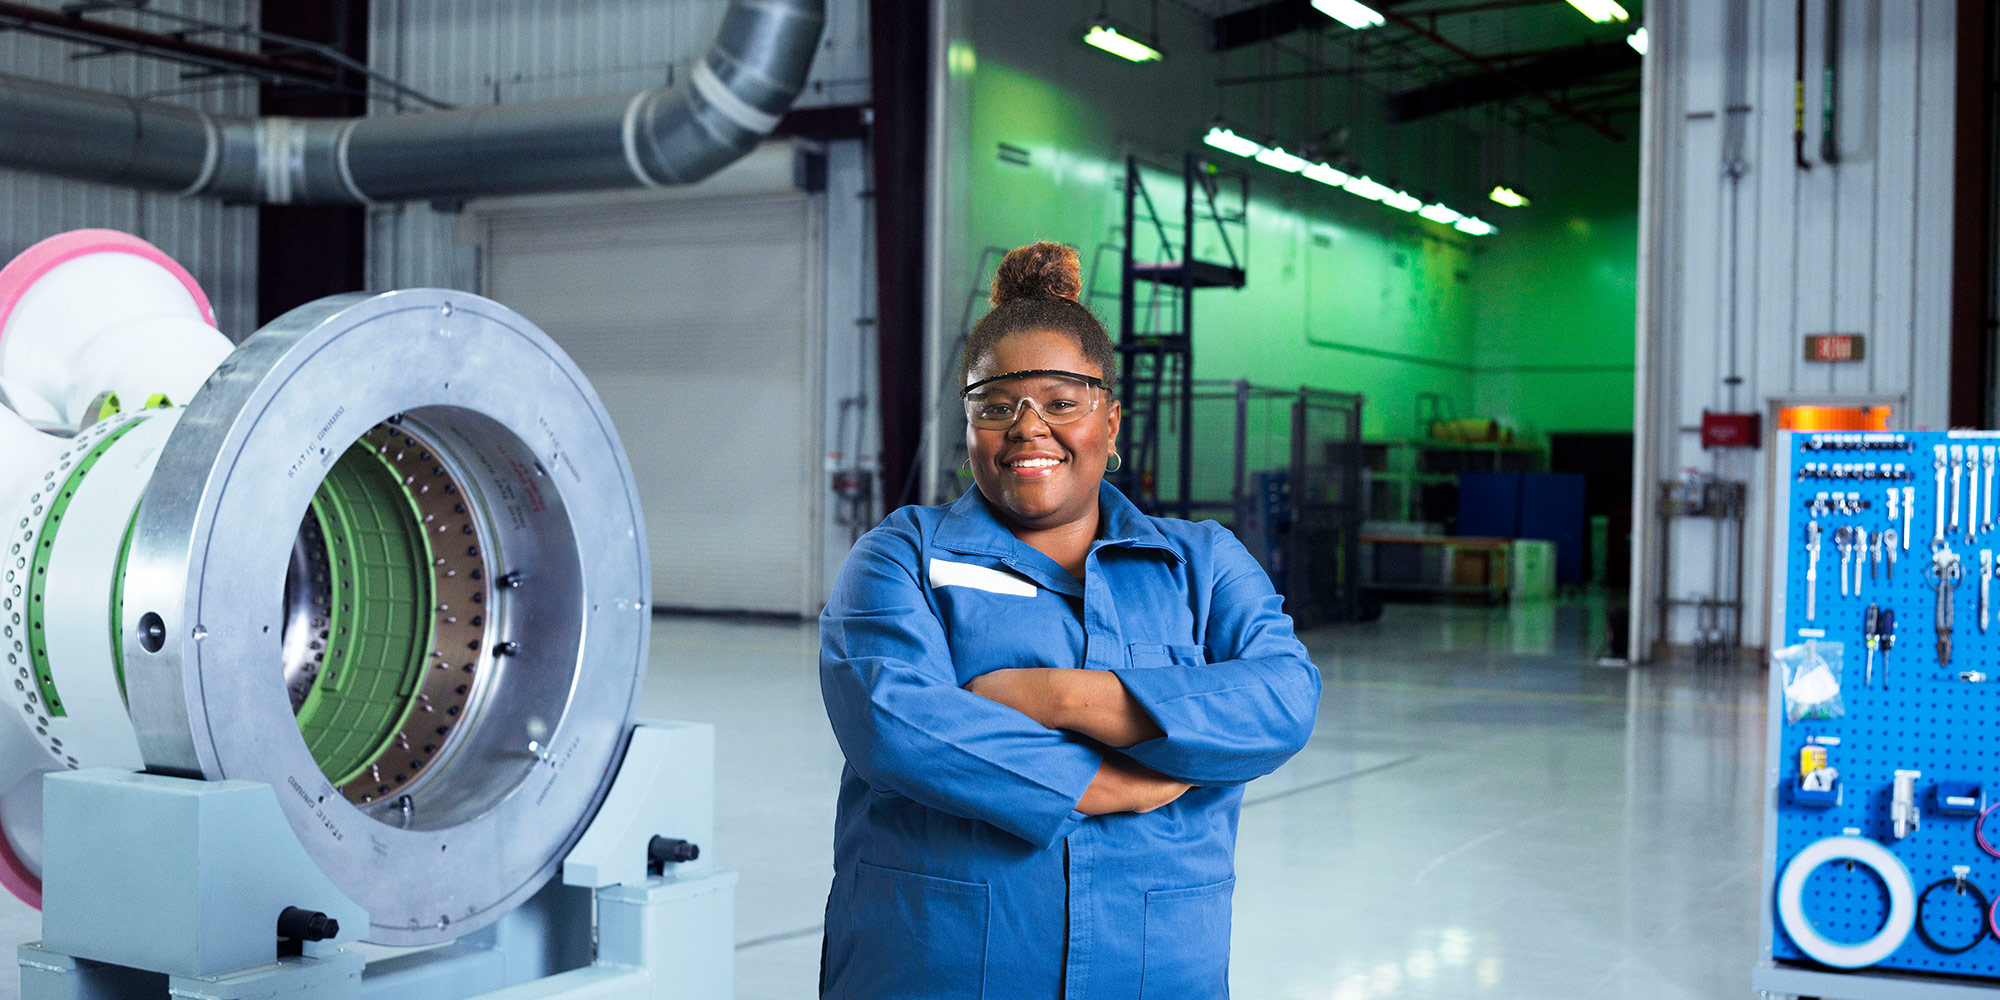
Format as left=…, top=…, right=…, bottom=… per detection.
left=1114, top=153, right=1250, bottom=518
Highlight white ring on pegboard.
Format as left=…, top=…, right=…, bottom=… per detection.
left=1777, top=835, right=1917, bottom=968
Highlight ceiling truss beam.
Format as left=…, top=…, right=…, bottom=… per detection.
left=1389, top=41, right=1641, bottom=122
left=0, top=0, right=341, bottom=91
left=1377, top=8, right=1627, bottom=140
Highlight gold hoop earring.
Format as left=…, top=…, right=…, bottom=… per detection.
left=1106, top=452, right=1122, bottom=474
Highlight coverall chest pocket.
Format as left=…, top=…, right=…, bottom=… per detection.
left=1126, top=643, right=1208, bottom=669
left=1140, top=877, right=1235, bottom=1000
left=843, top=861, right=990, bottom=999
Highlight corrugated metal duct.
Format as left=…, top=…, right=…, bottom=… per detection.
left=0, top=0, right=824, bottom=204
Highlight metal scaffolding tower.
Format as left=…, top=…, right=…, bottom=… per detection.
left=1113, top=152, right=1248, bottom=517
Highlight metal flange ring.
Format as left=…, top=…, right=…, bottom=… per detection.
left=118, top=289, right=650, bottom=946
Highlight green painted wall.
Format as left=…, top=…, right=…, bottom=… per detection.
left=1469, top=155, right=1640, bottom=441
left=960, top=62, right=1482, bottom=446
left=947, top=1, right=1639, bottom=502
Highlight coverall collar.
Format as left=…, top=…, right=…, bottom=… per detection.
left=934, top=481, right=1185, bottom=572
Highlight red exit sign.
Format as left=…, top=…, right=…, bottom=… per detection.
left=1804, top=334, right=1866, bottom=362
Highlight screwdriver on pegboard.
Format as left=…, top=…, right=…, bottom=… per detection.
left=1866, top=603, right=1881, bottom=685
left=1878, top=608, right=1897, bottom=688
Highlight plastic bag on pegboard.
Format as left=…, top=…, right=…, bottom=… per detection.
left=1776, top=640, right=1845, bottom=723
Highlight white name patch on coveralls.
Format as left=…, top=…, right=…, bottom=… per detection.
left=927, top=558, right=1037, bottom=597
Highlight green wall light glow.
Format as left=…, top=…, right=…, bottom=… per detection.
left=1083, top=25, right=1162, bottom=63
left=947, top=41, right=978, bottom=74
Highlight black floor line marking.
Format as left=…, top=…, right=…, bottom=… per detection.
left=738, top=923, right=824, bottom=951
left=1241, top=754, right=1420, bottom=807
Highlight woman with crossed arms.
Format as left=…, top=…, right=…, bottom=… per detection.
left=819, top=241, right=1321, bottom=999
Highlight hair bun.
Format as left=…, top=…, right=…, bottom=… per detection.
left=991, top=241, right=1082, bottom=306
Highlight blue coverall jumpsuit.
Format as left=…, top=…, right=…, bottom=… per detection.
left=818, top=481, right=1322, bottom=999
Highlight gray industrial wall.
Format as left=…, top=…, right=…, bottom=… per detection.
left=0, top=2, right=260, bottom=341
left=362, top=0, right=876, bottom=615
left=363, top=0, right=871, bottom=293
left=1635, top=0, right=1958, bottom=654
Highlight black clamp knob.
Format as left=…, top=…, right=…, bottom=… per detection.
left=647, top=836, right=700, bottom=875
left=277, top=906, right=339, bottom=942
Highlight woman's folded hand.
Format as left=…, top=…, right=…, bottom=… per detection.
left=1075, top=755, right=1192, bottom=815
left=966, top=668, right=1164, bottom=748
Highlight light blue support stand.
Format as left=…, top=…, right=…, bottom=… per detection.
left=19, top=721, right=735, bottom=1000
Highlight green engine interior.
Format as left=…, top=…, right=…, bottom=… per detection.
left=293, top=443, right=437, bottom=791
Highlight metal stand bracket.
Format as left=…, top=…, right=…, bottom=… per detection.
left=19, top=721, right=734, bottom=1000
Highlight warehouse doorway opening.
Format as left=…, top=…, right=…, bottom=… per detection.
left=1550, top=433, right=1635, bottom=591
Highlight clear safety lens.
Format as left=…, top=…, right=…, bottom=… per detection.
left=963, top=373, right=1103, bottom=430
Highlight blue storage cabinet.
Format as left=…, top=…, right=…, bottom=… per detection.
left=1455, top=472, right=1586, bottom=585
left=1456, top=472, right=1522, bottom=539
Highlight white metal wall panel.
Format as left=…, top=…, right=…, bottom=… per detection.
left=818, top=140, right=879, bottom=599
left=0, top=2, right=259, bottom=340
left=1637, top=0, right=1957, bottom=652
left=479, top=193, right=826, bottom=616
left=1911, top=3, right=1958, bottom=417
left=366, top=0, right=869, bottom=294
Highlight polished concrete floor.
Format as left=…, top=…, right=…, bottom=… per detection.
left=0, top=596, right=1770, bottom=999
left=649, top=595, right=1769, bottom=1000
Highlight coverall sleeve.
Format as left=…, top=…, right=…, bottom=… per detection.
left=1109, top=521, right=1322, bottom=786
left=820, top=522, right=1103, bottom=849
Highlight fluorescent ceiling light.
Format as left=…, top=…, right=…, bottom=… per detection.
left=1627, top=26, right=1648, bottom=55
left=1312, top=0, right=1386, bottom=29
left=1419, top=203, right=1463, bottom=225
left=1488, top=185, right=1530, bottom=208
left=1210, top=121, right=1492, bottom=233
left=1382, top=190, right=1423, bottom=213
left=1203, top=126, right=1261, bottom=158
left=1254, top=146, right=1310, bottom=172
left=1342, top=175, right=1393, bottom=202
left=1084, top=25, right=1163, bottom=62
left=1564, top=0, right=1629, bottom=23
left=1302, top=162, right=1350, bottom=187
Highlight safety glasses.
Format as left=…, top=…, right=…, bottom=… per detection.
left=960, top=369, right=1106, bottom=431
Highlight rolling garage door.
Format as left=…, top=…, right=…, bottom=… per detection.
left=478, top=188, right=825, bottom=616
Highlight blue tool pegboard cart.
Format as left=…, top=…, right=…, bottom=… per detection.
left=1757, top=430, right=2000, bottom=999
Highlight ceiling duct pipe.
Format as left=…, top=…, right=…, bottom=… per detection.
left=0, top=0, right=824, bottom=204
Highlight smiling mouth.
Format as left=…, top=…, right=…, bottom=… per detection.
left=1004, top=456, right=1065, bottom=476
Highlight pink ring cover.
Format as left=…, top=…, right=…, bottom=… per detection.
left=0, top=827, right=36, bottom=909
left=0, top=227, right=215, bottom=909
left=0, top=229, right=216, bottom=346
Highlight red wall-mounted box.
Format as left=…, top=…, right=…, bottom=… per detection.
left=1701, top=411, right=1762, bottom=449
